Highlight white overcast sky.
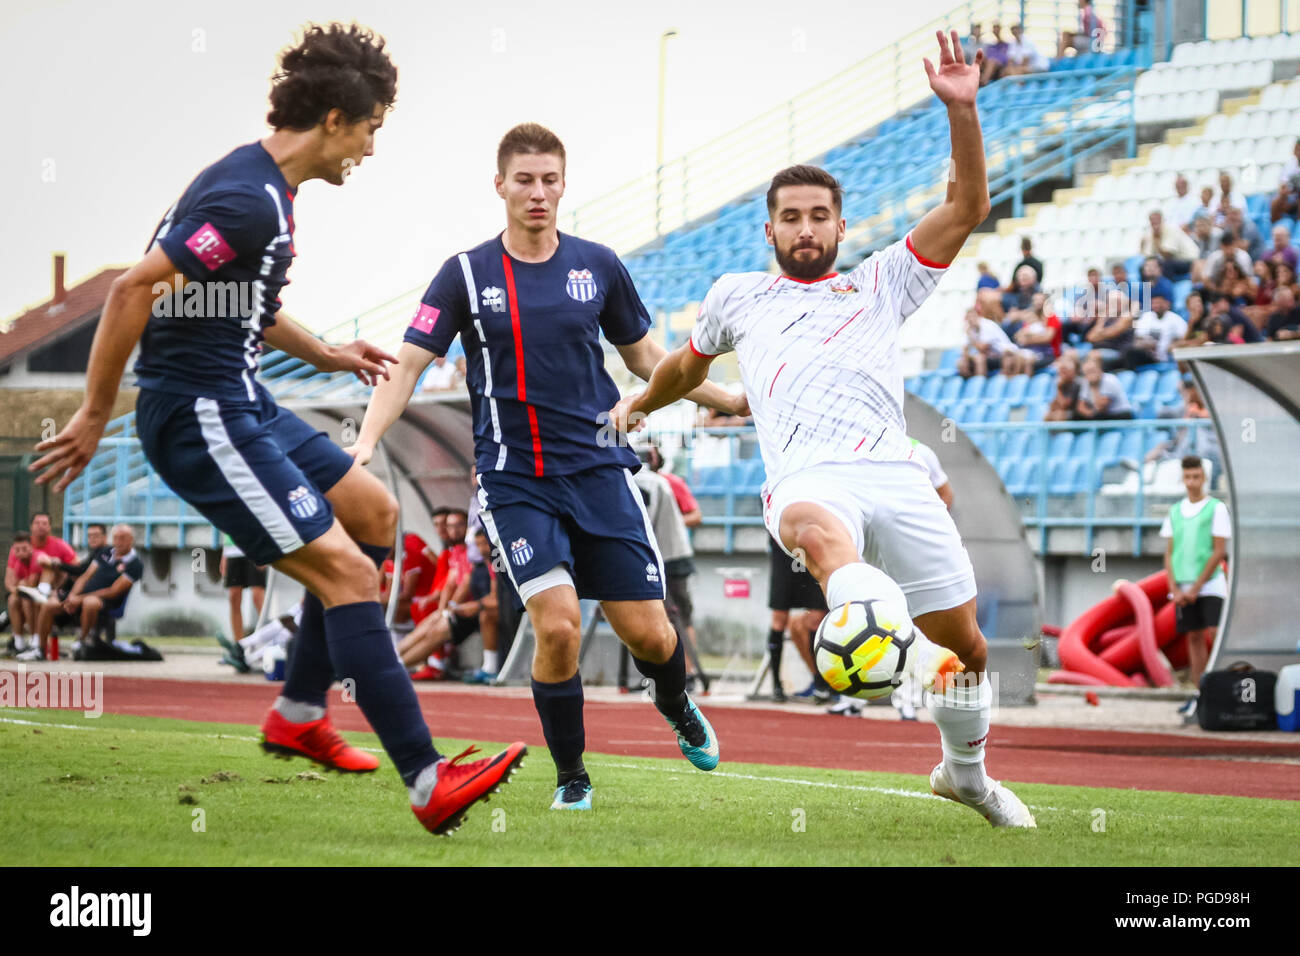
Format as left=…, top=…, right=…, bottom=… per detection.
left=2, top=0, right=955, bottom=331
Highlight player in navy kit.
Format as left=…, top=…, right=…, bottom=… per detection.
left=353, top=123, right=747, bottom=810
left=30, top=23, right=525, bottom=836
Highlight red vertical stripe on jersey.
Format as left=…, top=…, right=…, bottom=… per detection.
left=822, top=309, right=864, bottom=345
left=768, top=362, right=787, bottom=397
left=502, top=254, right=545, bottom=476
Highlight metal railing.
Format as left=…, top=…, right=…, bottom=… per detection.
left=650, top=418, right=1218, bottom=556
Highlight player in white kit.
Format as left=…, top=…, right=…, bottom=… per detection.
left=610, top=31, right=1034, bottom=827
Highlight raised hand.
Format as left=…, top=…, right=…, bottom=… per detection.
left=924, top=29, right=981, bottom=108
left=330, top=340, right=399, bottom=386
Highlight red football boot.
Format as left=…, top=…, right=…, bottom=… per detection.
left=260, top=707, right=380, bottom=773
left=412, top=742, right=528, bottom=835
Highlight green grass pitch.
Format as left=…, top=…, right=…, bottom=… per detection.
left=1, top=709, right=1294, bottom=866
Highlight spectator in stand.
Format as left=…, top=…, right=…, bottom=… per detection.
left=1165, top=174, right=1201, bottom=231
left=1086, top=288, right=1135, bottom=368
left=1108, top=261, right=1143, bottom=307
left=1045, top=352, right=1082, bottom=421
left=1188, top=212, right=1216, bottom=261
left=1201, top=231, right=1253, bottom=285
left=1012, top=236, right=1044, bottom=284
left=1211, top=259, right=1257, bottom=309
left=404, top=509, right=474, bottom=680
left=1141, top=209, right=1198, bottom=279
left=1252, top=259, right=1277, bottom=312
left=14, top=524, right=111, bottom=660
left=1224, top=206, right=1262, bottom=261
left=1203, top=291, right=1264, bottom=344
left=5, top=532, right=41, bottom=655
left=1193, top=185, right=1216, bottom=223
left=1075, top=352, right=1134, bottom=420
left=1214, top=170, right=1247, bottom=218
left=980, top=21, right=1009, bottom=85
left=1062, top=266, right=1104, bottom=343
left=1003, top=23, right=1049, bottom=76
left=1000, top=264, right=1040, bottom=336
left=380, top=531, right=439, bottom=636
left=975, top=261, right=1001, bottom=291
left=1264, top=224, right=1298, bottom=271
left=1266, top=284, right=1300, bottom=339
left=1276, top=260, right=1299, bottom=300
left=1005, top=292, right=1061, bottom=374
left=420, top=353, right=460, bottom=392
left=25, top=524, right=143, bottom=661
left=956, top=305, right=1013, bottom=377
left=1058, top=0, right=1106, bottom=57
left=1140, top=255, right=1174, bottom=304
left=1129, top=292, right=1188, bottom=366
left=1161, top=455, right=1231, bottom=721
left=453, top=355, right=467, bottom=386
left=1269, top=140, right=1300, bottom=222
left=1170, top=289, right=1209, bottom=349
left=961, top=22, right=984, bottom=63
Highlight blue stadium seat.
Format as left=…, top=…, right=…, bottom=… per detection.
left=1025, top=372, right=1055, bottom=403
left=940, top=376, right=964, bottom=403
left=1095, top=430, right=1123, bottom=465
left=920, top=376, right=945, bottom=404
left=1130, top=368, right=1160, bottom=405
left=938, top=348, right=962, bottom=371
left=983, top=403, right=1010, bottom=424
left=1049, top=459, right=1088, bottom=495
left=1006, top=460, right=1040, bottom=497
left=1000, top=375, right=1029, bottom=407
left=996, top=457, right=1017, bottom=487
left=963, top=403, right=988, bottom=425
left=959, top=375, right=987, bottom=402
left=1046, top=431, right=1074, bottom=462
left=693, top=465, right=729, bottom=495
left=1115, top=369, right=1136, bottom=393
left=983, top=375, right=1010, bottom=404
left=1156, top=369, right=1183, bottom=404
left=1000, top=430, right=1032, bottom=462
left=1118, top=429, right=1145, bottom=463
left=904, top=375, right=923, bottom=394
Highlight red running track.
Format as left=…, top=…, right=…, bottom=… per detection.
left=76, top=676, right=1300, bottom=800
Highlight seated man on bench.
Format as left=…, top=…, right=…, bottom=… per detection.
left=34, top=524, right=142, bottom=658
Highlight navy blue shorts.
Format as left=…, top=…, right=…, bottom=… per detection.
left=476, top=465, right=664, bottom=603
left=136, top=387, right=354, bottom=566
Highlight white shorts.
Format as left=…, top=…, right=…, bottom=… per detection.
left=763, top=459, right=977, bottom=618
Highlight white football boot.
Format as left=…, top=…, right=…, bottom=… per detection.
left=929, top=762, right=1037, bottom=828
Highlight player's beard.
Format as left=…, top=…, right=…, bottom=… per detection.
left=774, top=238, right=839, bottom=281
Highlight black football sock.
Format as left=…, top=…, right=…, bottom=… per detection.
left=531, top=674, right=587, bottom=786
left=767, top=628, right=785, bottom=690
left=633, top=633, right=688, bottom=718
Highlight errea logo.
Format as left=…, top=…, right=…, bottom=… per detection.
left=50, top=886, right=151, bottom=936
left=481, top=286, right=505, bottom=313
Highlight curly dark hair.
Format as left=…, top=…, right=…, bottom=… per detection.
left=267, top=23, right=397, bottom=131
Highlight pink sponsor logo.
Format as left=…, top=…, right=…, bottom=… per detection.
left=722, top=579, right=750, bottom=599
left=409, top=303, right=440, bottom=335
left=184, top=222, right=236, bottom=271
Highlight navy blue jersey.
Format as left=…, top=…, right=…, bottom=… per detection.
left=134, top=142, right=296, bottom=402
left=404, top=233, right=651, bottom=477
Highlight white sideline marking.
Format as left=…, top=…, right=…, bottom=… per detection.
left=0, top=714, right=384, bottom=753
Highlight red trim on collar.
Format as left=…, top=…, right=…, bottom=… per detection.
left=778, top=272, right=838, bottom=285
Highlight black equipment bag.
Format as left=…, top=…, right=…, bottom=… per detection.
left=1197, top=662, right=1276, bottom=731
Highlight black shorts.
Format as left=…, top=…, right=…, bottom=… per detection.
left=767, top=537, right=827, bottom=612
left=469, top=563, right=492, bottom=601
left=223, top=555, right=267, bottom=590
left=1175, top=595, right=1223, bottom=633
left=665, top=571, right=694, bottom=631
left=448, top=611, right=480, bottom=646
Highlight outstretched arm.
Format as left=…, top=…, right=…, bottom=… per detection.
left=616, top=334, right=747, bottom=416
left=30, top=245, right=178, bottom=492
left=350, top=342, right=435, bottom=464
left=262, top=318, right=398, bottom=387
left=908, top=30, right=991, bottom=266
left=608, top=343, right=717, bottom=436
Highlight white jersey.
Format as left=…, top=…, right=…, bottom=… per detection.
left=690, top=234, right=946, bottom=496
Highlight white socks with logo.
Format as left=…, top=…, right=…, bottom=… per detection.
left=824, top=561, right=907, bottom=611
left=928, top=678, right=993, bottom=801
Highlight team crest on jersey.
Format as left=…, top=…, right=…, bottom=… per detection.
left=481, top=286, right=505, bottom=313
left=645, top=562, right=660, bottom=584
left=829, top=277, right=858, bottom=294
left=565, top=269, right=598, bottom=303
left=287, top=486, right=319, bottom=520
left=510, top=537, right=534, bottom=566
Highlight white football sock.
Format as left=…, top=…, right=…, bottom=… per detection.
left=482, top=649, right=499, bottom=674
left=274, top=696, right=326, bottom=724
left=824, top=561, right=907, bottom=610
left=928, top=678, right=993, bottom=800
left=408, top=758, right=444, bottom=806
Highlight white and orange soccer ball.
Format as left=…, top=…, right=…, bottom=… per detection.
left=813, top=598, right=915, bottom=701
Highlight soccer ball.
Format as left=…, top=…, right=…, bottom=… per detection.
left=814, top=598, right=915, bottom=700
